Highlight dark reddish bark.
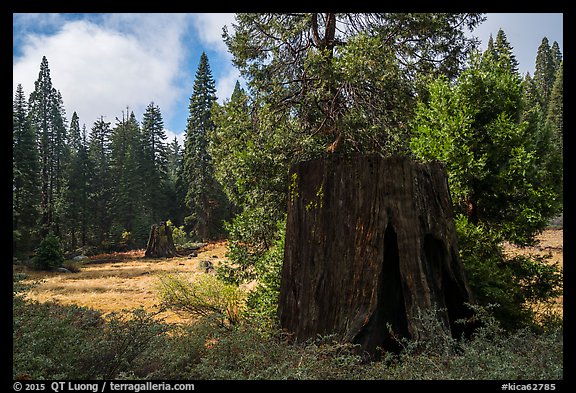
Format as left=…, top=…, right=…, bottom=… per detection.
left=145, top=222, right=178, bottom=258
left=278, top=155, right=474, bottom=356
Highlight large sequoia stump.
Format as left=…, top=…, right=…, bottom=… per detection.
left=278, top=155, right=474, bottom=356
left=145, top=222, right=178, bottom=258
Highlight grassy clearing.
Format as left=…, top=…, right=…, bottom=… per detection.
left=13, top=232, right=563, bottom=380
left=15, top=230, right=563, bottom=325
left=13, top=241, right=230, bottom=324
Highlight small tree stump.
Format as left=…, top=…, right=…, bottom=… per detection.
left=145, top=222, right=178, bottom=258
left=278, top=155, right=475, bottom=356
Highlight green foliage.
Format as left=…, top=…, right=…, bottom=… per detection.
left=411, top=47, right=562, bottom=246
left=243, top=219, right=286, bottom=333
left=455, top=216, right=532, bottom=329
left=166, top=219, right=187, bottom=246
left=223, top=13, right=483, bottom=157
left=180, top=52, right=230, bottom=241
left=33, top=234, right=65, bottom=270
left=14, top=275, right=562, bottom=380
left=85, top=307, right=168, bottom=379
left=156, top=272, right=247, bottom=326
left=13, top=283, right=167, bottom=379
left=410, top=36, right=563, bottom=329
left=27, top=56, right=69, bottom=239
left=455, top=215, right=562, bottom=330
left=13, top=84, right=40, bottom=253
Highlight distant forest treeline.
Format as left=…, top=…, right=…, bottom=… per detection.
left=13, top=52, right=229, bottom=254
left=13, top=17, right=562, bottom=261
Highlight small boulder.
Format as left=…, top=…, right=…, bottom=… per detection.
left=198, top=260, right=214, bottom=273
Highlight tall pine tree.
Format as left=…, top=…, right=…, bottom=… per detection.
left=13, top=84, right=40, bottom=252
left=533, top=37, right=557, bottom=110
left=166, top=136, right=184, bottom=225
left=141, top=102, right=169, bottom=223
left=87, top=117, right=113, bottom=245
left=547, top=61, right=563, bottom=140
left=63, top=112, right=86, bottom=249
left=28, top=56, right=69, bottom=237
left=180, top=52, right=226, bottom=240
left=494, top=28, right=520, bottom=74
left=109, top=110, right=147, bottom=248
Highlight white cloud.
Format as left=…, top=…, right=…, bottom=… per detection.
left=190, top=13, right=245, bottom=103
left=13, top=14, right=191, bottom=129
left=216, top=67, right=241, bottom=104
left=165, top=128, right=186, bottom=148
left=190, top=13, right=236, bottom=54
left=13, top=13, right=245, bottom=136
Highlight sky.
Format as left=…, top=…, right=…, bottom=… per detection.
left=12, top=13, right=563, bottom=146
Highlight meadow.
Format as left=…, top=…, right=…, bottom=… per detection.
left=12, top=230, right=563, bottom=381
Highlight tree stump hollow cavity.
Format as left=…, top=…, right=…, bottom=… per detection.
left=278, top=154, right=474, bottom=356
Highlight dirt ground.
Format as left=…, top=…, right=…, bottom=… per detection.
left=15, top=229, right=563, bottom=325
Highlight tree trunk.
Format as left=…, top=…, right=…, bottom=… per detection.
left=278, top=155, right=475, bottom=357
left=145, top=221, right=178, bottom=258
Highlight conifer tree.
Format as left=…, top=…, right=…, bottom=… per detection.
left=494, top=28, right=520, bottom=74
left=410, top=47, right=563, bottom=327
left=87, top=117, right=113, bottom=245
left=533, top=37, right=557, bottom=110
left=547, top=61, right=563, bottom=140
left=141, top=102, right=168, bottom=222
left=167, top=136, right=181, bottom=184
left=63, top=112, right=87, bottom=249
left=181, top=52, right=226, bottom=240
left=165, top=136, right=184, bottom=225
left=109, top=110, right=147, bottom=247
left=545, top=61, right=563, bottom=201
left=28, top=56, right=69, bottom=237
left=550, top=41, right=562, bottom=77
left=411, top=49, right=562, bottom=246
left=13, top=84, right=40, bottom=252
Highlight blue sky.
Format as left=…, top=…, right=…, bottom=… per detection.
left=13, top=13, right=563, bottom=146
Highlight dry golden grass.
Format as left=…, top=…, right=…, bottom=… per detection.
left=14, top=242, right=230, bottom=324
left=502, top=228, right=564, bottom=320
left=14, top=230, right=563, bottom=326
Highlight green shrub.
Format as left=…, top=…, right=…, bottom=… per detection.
left=13, top=274, right=168, bottom=380
left=166, top=219, right=187, bottom=246
left=243, top=219, right=285, bottom=333
left=377, top=304, right=563, bottom=380
left=455, top=215, right=563, bottom=330
left=156, top=273, right=247, bottom=326
left=83, top=308, right=168, bottom=379
left=32, top=234, right=64, bottom=270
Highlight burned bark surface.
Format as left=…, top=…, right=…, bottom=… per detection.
left=144, top=222, right=178, bottom=258
left=278, top=155, right=474, bottom=356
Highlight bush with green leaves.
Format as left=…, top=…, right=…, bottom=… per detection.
left=32, top=233, right=65, bottom=270
left=14, top=271, right=562, bottom=380
left=155, top=272, right=247, bottom=327
left=242, top=220, right=286, bottom=333
left=13, top=274, right=168, bottom=380
left=455, top=215, right=562, bottom=330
